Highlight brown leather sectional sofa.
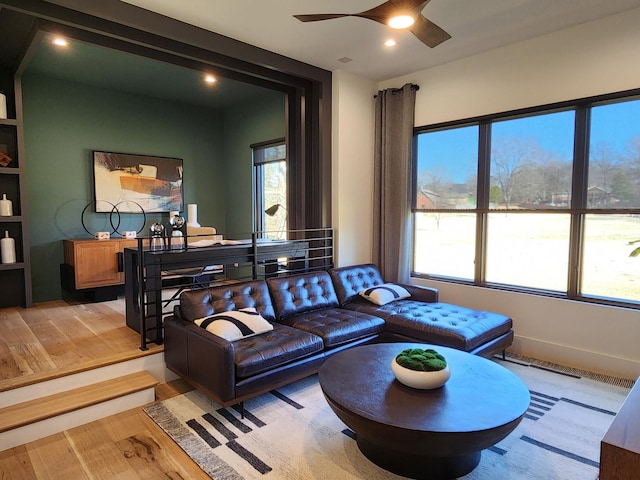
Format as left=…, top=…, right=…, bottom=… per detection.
left=164, top=263, right=513, bottom=408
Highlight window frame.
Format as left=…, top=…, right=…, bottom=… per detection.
left=252, top=137, right=286, bottom=233
left=412, top=88, right=640, bottom=310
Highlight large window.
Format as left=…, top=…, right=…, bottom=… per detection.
left=414, top=126, right=478, bottom=280
left=253, top=139, right=287, bottom=239
left=413, top=92, right=640, bottom=306
left=582, top=100, right=640, bottom=300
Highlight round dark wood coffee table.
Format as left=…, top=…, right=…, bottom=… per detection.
left=319, top=343, right=530, bottom=479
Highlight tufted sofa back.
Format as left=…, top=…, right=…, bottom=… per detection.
left=329, top=263, right=385, bottom=305
left=267, top=271, right=339, bottom=320
left=178, top=279, right=276, bottom=322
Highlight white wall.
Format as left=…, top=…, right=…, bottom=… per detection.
left=335, top=8, right=640, bottom=379
left=380, top=7, right=640, bottom=126
left=332, top=70, right=377, bottom=266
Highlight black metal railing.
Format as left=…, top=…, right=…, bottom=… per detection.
left=125, top=228, right=334, bottom=350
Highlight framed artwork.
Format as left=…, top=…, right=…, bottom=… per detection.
left=92, top=150, right=183, bottom=213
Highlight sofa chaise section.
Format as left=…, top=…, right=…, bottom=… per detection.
left=329, top=263, right=514, bottom=357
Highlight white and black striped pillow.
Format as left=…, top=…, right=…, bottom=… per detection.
left=194, top=308, right=273, bottom=341
left=359, top=283, right=410, bottom=306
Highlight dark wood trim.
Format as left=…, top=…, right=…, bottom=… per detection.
left=250, top=137, right=287, bottom=151
left=286, top=87, right=305, bottom=231
left=0, top=0, right=333, bottom=231
left=13, top=76, right=32, bottom=307
left=38, top=0, right=331, bottom=82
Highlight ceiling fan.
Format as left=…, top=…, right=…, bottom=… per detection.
left=293, top=0, right=451, bottom=48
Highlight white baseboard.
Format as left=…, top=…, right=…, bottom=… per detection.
left=511, top=335, right=640, bottom=380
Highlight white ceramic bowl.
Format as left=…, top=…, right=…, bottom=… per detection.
left=391, top=358, right=451, bottom=389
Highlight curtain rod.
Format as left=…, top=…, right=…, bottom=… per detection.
left=374, top=83, right=420, bottom=98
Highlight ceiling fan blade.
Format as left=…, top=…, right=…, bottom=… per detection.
left=387, top=0, right=432, bottom=11
left=356, top=0, right=431, bottom=24
left=410, top=14, right=451, bottom=48
left=294, top=1, right=451, bottom=49
left=293, top=14, right=350, bottom=22
left=295, top=1, right=431, bottom=26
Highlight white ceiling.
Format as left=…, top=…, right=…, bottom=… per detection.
left=121, top=0, right=640, bottom=81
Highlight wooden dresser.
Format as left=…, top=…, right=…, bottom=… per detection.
left=62, top=238, right=138, bottom=297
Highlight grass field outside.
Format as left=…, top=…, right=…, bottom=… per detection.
left=414, top=212, right=640, bottom=302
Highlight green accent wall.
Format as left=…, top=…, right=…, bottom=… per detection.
left=22, top=73, right=284, bottom=302
left=223, top=94, right=286, bottom=234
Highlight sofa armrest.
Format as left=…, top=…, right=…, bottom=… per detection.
left=164, top=316, right=190, bottom=378
left=187, top=324, right=237, bottom=404
left=400, top=284, right=439, bottom=303
left=165, top=317, right=237, bottom=404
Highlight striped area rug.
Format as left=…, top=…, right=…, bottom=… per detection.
left=143, top=356, right=633, bottom=479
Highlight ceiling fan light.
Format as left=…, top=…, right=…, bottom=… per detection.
left=388, top=15, right=414, bottom=29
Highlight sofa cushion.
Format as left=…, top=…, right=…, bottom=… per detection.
left=379, top=301, right=513, bottom=352
left=278, top=307, right=385, bottom=348
left=194, top=308, right=273, bottom=341
left=267, top=271, right=339, bottom=320
left=179, top=279, right=276, bottom=322
left=233, top=323, right=324, bottom=378
left=329, top=263, right=386, bottom=305
left=330, top=264, right=439, bottom=305
left=360, top=283, right=411, bottom=305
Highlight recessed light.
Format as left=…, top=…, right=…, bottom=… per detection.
left=52, top=37, right=69, bottom=47
left=385, top=39, right=397, bottom=47
left=204, top=74, right=217, bottom=84
left=388, top=15, right=414, bottom=29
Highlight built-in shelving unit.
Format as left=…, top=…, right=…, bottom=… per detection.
left=0, top=73, right=32, bottom=308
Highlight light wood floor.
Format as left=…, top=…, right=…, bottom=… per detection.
left=0, top=380, right=208, bottom=479
left=0, top=297, right=206, bottom=479
left=0, top=297, right=164, bottom=390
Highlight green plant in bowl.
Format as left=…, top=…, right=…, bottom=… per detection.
left=395, top=348, right=447, bottom=371
left=391, top=347, right=451, bottom=389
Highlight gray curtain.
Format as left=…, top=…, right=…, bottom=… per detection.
left=373, top=83, right=418, bottom=283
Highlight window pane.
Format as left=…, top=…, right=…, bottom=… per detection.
left=491, top=111, right=574, bottom=209
left=254, top=140, right=286, bottom=238
left=589, top=98, right=640, bottom=208
left=486, top=213, right=570, bottom=291
left=263, top=160, right=287, bottom=238
left=413, top=212, right=476, bottom=280
left=263, top=144, right=286, bottom=163
left=581, top=214, right=640, bottom=301
left=415, top=126, right=478, bottom=209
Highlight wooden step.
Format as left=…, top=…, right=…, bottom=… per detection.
left=1, top=351, right=168, bottom=410
left=0, top=371, right=158, bottom=434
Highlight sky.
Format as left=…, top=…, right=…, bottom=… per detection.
left=417, top=97, right=640, bottom=184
